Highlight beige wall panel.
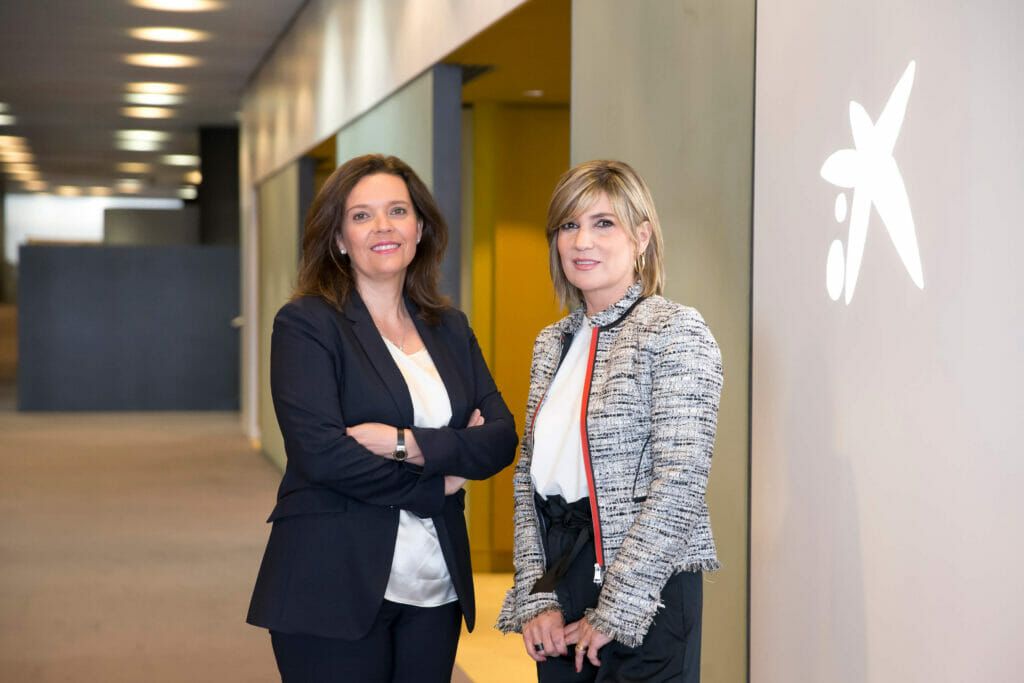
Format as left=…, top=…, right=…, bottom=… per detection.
left=752, top=2, right=1024, bottom=681
left=241, top=0, right=527, bottom=186
left=572, top=2, right=755, bottom=680
left=257, top=163, right=300, bottom=468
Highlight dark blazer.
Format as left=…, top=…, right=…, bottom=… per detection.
left=246, top=292, right=517, bottom=639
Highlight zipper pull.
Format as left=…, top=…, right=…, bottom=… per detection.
left=593, top=563, right=603, bottom=585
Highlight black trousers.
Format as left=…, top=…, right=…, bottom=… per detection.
left=534, top=495, right=703, bottom=683
left=270, top=599, right=461, bottom=683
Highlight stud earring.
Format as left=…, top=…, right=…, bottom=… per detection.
left=339, top=247, right=347, bottom=255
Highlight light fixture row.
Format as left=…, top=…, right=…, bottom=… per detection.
left=1, top=135, right=40, bottom=189
left=2, top=0, right=218, bottom=196
left=33, top=183, right=197, bottom=198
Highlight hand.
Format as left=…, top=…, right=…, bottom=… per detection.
left=563, top=617, right=612, bottom=672
left=347, top=423, right=424, bottom=465
left=466, top=408, right=485, bottom=428
left=522, top=609, right=567, bottom=662
left=443, top=475, right=466, bottom=495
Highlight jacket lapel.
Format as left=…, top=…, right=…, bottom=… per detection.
left=343, top=290, right=415, bottom=426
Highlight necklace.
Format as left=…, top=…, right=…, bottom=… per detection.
left=371, top=313, right=409, bottom=352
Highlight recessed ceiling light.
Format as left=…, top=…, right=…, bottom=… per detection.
left=122, top=106, right=175, bottom=119
left=10, top=171, right=39, bottom=181
left=5, top=162, right=36, bottom=174
left=178, top=186, right=197, bottom=200
left=0, top=114, right=17, bottom=126
left=56, top=186, right=81, bottom=197
left=117, top=162, right=153, bottom=173
left=116, top=179, right=144, bottom=193
left=90, top=186, right=113, bottom=197
left=130, top=0, right=224, bottom=11
left=184, top=169, right=202, bottom=184
left=23, top=180, right=47, bottom=192
left=523, top=89, right=545, bottom=98
left=162, top=154, right=200, bottom=166
left=127, top=82, right=187, bottom=95
left=124, top=53, right=200, bottom=68
left=0, top=135, right=28, bottom=148
left=124, top=92, right=183, bottom=107
left=116, top=129, right=171, bottom=142
left=1, top=150, right=33, bottom=163
left=129, top=27, right=210, bottom=43
left=116, top=139, right=162, bottom=152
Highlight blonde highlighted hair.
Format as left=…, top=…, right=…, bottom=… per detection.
left=545, top=159, right=665, bottom=310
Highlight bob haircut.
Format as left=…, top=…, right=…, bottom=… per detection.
left=545, top=159, right=665, bottom=310
left=294, top=154, right=449, bottom=324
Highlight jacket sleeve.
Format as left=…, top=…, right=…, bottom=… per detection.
left=411, top=313, right=519, bottom=480
left=271, top=302, right=445, bottom=518
left=496, top=332, right=562, bottom=633
left=585, top=308, right=723, bottom=647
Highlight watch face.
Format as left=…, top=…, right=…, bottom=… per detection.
left=393, top=450, right=407, bottom=462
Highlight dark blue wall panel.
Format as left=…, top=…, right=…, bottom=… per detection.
left=18, top=245, right=239, bottom=411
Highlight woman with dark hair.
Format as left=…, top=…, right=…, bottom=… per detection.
left=247, top=154, right=517, bottom=682
left=498, top=160, right=723, bottom=682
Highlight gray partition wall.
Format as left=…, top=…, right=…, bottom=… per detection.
left=18, top=245, right=239, bottom=410
left=751, top=2, right=1024, bottom=681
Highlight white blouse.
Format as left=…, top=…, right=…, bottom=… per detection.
left=530, top=317, right=592, bottom=503
left=382, top=338, right=458, bottom=607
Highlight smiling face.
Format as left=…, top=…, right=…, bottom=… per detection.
left=556, top=192, right=650, bottom=315
left=337, top=172, right=422, bottom=287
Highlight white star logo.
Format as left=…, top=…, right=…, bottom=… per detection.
left=820, top=60, right=924, bottom=304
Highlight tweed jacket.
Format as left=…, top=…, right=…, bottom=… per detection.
left=496, top=283, right=722, bottom=647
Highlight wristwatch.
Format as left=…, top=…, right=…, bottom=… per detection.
left=393, top=427, right=408, bottom=462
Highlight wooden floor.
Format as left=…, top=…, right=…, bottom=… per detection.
left=0, top=304, right=535, bottom=682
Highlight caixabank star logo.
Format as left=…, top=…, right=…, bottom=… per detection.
left=820, top=61, right=925, bottom=304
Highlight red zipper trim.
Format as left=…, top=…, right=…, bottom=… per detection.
left=580, top=327, right=604, bottom=571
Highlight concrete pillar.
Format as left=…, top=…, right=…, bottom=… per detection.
left=571, top=1, right=755, bottom=680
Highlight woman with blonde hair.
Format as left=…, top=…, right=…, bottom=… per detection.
left=498, top=160, right=723, bottom=682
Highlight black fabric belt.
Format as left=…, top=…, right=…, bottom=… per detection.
left=530, top=493, right=593, bottom=595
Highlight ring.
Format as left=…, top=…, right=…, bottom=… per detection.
left=579, top=645, right=588, bottom=653
left=534, top=643, right=544, bottom=653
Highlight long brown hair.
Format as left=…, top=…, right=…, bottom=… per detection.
left=294, top=154, right=449, bottom=323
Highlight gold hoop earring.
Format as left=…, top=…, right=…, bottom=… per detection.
left=635, top=250, right=647, bottom=276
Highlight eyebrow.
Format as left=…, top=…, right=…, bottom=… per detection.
left=347, top=200, right=411, bottom=211
left=587, top=212, right=615, bottom=220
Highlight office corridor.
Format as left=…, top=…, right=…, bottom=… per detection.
left=0, top=408, right=282, bottom=680
left=0, top=304, right=271, bottom=678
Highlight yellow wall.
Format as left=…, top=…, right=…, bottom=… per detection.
left=465, top=102, right=569, bottom=571
left=257, top=163, right=300, bottom=468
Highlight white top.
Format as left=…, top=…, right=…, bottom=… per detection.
left=530, top=317, right=592, bottom=503
left=382, top=338, right=458, bottom=607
